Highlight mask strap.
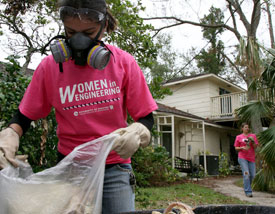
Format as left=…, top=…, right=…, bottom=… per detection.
left=41, top=35, right=67, bottom=55
left=59, top=63, right=64, bottom=73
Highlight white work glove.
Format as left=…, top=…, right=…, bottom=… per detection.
left=0, top=128, right=20, bottom=168
left=111, top=122, right=151, bottom=159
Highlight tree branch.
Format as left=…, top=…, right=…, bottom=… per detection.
left=143, top=16, right=241, bottom=40
left=250, top=0, right=261, bottom=36
left=0, top=13, right=34, bottom=50
left=227, top=2, right=238, bottom=35
left=221, top=51, right=246, bottom=81
left=152, top=22, right=186, bottom=38
left=264, top=0, right=275, bottom=48
left=226, top=0, right=251, bottom=33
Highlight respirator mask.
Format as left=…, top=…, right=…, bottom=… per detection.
left=49, top=33, right=111, bottom=70
left=43, top=6, right=111, bottom=71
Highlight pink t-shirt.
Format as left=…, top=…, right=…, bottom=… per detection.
left=19, top=45, right=158, bottom=164
left=234, top=133, right=258, bottom=162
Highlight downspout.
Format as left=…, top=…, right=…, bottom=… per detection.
left=157, top=117, right=160, bottom=146
left=172, top=115, right=175, bottom=168
left=202, top=121, right=207, bottom=174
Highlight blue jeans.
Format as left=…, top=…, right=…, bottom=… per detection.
left=102, top=163, right=135, bottom=214
left=238, top=158, right=256, bottom=195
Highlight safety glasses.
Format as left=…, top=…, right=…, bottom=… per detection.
left=59, top=6, right=105, bottom=23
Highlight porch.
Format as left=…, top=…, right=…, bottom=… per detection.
left=210, top=88, right=274, bottom=120
left=210, top=92, right=247, bottom=120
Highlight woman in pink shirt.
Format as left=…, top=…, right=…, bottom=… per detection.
left=0, top=0, right=158, bottom=212
left=234, top=122, right=258, bottom=197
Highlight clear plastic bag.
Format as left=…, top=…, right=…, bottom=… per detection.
left=0, top=134, right=118, bottom=214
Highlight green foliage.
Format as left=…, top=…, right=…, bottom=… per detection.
left=150, top=34, right=183, bottom=80
left=200, top=6, right=225, bottom=44
left=106, top=0, right=158, bottom=69
left=236, top=48, right=275, bottom=191
left=196, top=6, right=225, bottom=75
left=219, top=152, right=231, bottom=177
left=253, top=127, right=275, bottom=191
left=148, top=76, right=172, bottom=100
left=0, top=56, right=30, bottom=124
left=135, top=188, right=152, bottom=209
left=0, top=56, right=58, bottom=172
left=195, top=41, right=225, bottom=75
left=132, top=145, right=178, bottom=187
left=235, top=100, right=275, bottom=125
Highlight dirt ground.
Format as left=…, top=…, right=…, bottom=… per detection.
left=196, top=175, right=275, bottom=206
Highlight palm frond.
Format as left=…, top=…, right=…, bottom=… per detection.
left=235, top=100, right=275, bottom=123
left=258, top=127, right=275, bottom=164
left=253, top=167, right=275, bottom=191
left=258, top=126, right=275, bottom=142
left=253, top=126, right=275, bottom=191
left=259, top=139, right=275, bottom=163
left=262, top=59, right=275, bottom=88
left=248, top=78, right=258, bottom=91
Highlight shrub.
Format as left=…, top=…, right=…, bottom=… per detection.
left=132, top=145, right=179, bottom=187
left=219, top=152, right=231, bottom=176
left=0, top=56, right=58, bottom=172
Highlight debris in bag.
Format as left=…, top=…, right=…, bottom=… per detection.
left=152, top=202, right=195, bottom=214
left=0, top=134, right=118, bottom=214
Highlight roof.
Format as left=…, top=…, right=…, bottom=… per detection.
left=156, top=102, right=238, bottom=130
left=163, top=73, right=246, bottom=92
left=156, top=102, right=205, bottom=121
left=165, top=73, right=207, bottom=84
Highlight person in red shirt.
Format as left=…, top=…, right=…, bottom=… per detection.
left=234, top=122, right=258, bottom=197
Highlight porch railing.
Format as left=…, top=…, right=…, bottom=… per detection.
left=210, top=92, right=247, bottom=119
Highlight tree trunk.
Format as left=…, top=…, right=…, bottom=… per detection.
left=265, top=1, right=275, bottom=48
left=246, top=81, right=263, bottom=134
left=21, top=51, right=32, bottom=74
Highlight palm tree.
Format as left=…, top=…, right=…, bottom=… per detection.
left=235, top=49, right=275, bottom=191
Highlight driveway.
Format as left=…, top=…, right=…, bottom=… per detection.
left=198, top=175, right=275, bottom=206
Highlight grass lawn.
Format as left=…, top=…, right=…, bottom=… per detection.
left=135, top=182, right=250, bottom=210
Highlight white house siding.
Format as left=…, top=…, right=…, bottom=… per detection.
left=209, top=78, right=242, bottom=96
left=160, top=80, right=212, bottom=118
left=205, top=126, right=225, bottom=156
left=175, top=120, right=186, bottom=158
left=209, top=82, right=221, bottom=99
left=182, top=122, right=203, bottom=159
left=173, top=122, right=232, bottom=160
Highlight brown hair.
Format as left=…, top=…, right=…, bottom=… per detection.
left=241, top=122, right=249, bottom=128
left=105, top=8, right=117, bottom=33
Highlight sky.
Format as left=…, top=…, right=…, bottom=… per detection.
left=139, top=0, right=274, bottom=88
left=141, top=0, right=273, bottom=50
left=0, top=0, right=274, bottom=72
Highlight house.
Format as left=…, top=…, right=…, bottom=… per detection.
left=154, top=73, right=247, bottom=174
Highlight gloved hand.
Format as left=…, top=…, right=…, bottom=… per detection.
left=111, top=122, right=151, bottom=159
left=0, top=150, right=28, bottom=169
left=0, top=128, right=20, bottom=168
